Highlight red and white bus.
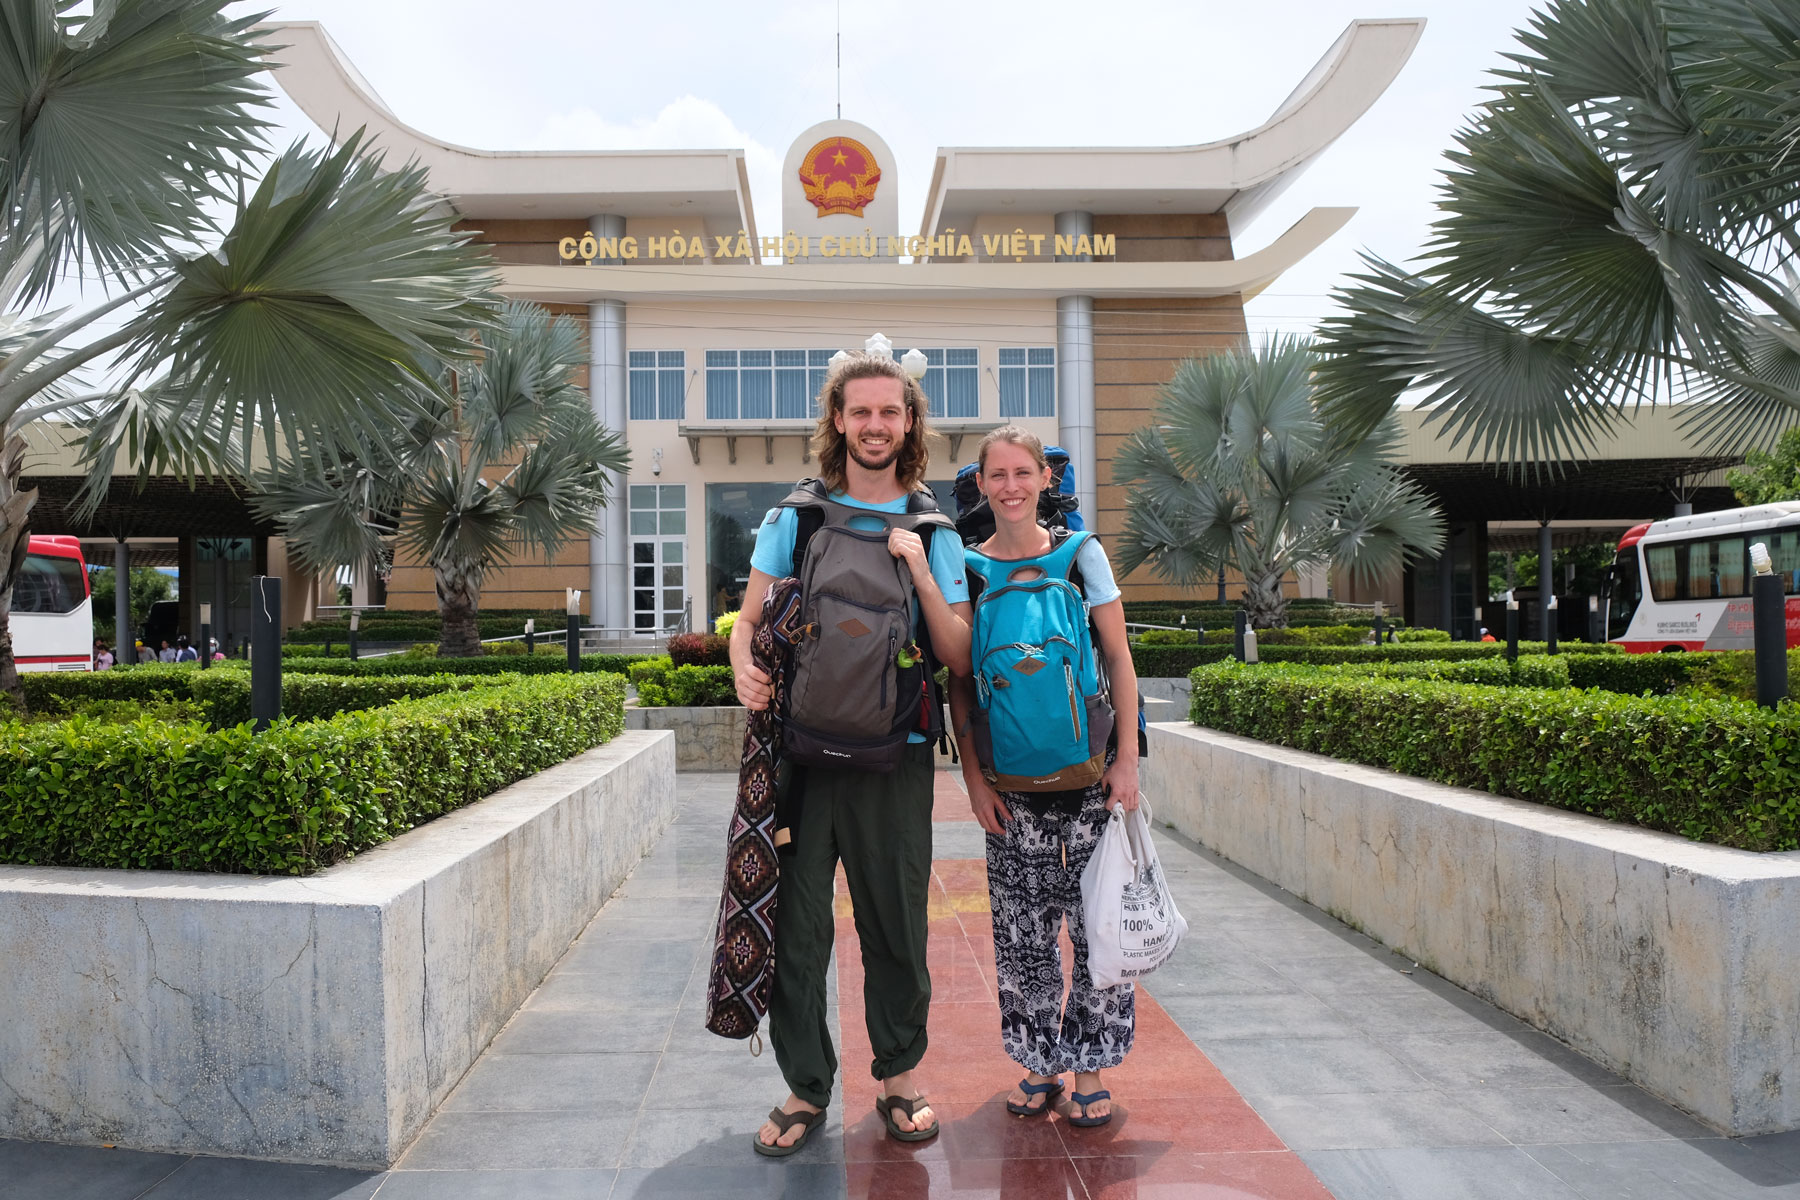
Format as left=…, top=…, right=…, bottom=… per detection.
left=13, top=535, right=93, bottom=672
left=1605, top=502, right=1800, bottom=652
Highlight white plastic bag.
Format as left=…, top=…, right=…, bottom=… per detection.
left=1081, top=800, right=1187, bottom=988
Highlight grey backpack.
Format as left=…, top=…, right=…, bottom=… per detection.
left=777, top=479, right=954, bottom=772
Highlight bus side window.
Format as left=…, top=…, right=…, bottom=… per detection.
left=15, top=554, right=83, bottom=615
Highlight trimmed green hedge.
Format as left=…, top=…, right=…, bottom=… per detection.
left=629, top=656, right=738, bottom=707
left=1322, top=656, right=1571, bottom=688
left=190, top=671, right=512, bottom=728
left=1186, top=662, right=1800, bottom=850
left=278, top=652, right=648, bottom=677
left=289, top=609, right=571, bottom=643
left=0, top=673, right=627, bottom=875
left=1131, top=640, right=1620, bottom=677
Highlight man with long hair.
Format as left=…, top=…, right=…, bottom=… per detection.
left=730, top=351, right=972, bottom=1154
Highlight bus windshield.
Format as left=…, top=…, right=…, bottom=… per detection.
left=15, top=552, right=87, bottom=614
left=1606, top=551, right=1640, bottom=641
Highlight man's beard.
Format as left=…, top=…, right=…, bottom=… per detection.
left=848, top=436, right=901, bottom=473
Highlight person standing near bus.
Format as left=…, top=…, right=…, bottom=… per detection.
left=947, top=424, right=1141, bottom=1128
left=94, top=641, right=112, bottom=670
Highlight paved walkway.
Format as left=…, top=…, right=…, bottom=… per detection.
left=11, top=769, right=1800, bottom=1198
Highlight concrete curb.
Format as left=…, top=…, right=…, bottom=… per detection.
left=0, top=730, right=677, bottom=1166
left=1146, top=721, right=1800, bottom=1136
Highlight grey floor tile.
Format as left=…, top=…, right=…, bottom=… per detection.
left=0, top=1140, right=189, bottom=1200
left=1301, top=1145, right=1587, bottom=1200
left=1247, top=1090, right=1509, bottom=1152
left=557, top=934, right=702, bottom=975
left=931, top=822, right=988, bottom=859
left=1449, top=1083, right=1713, bottom=1145
left=1324, top=982, right=1519, bottom=1038
left=137, top=1157, right=382, bottom=1200
left=488, top=1009, right=673, bottom=1055
left=1747, top=1129, right=1800, bottom=1170
left=524, top=968, right=691, bottom=1013
left=621, top=1105, right=843, bottom=1167
left=1199, top=1035, right=1428, bottom=1096
left=1263, top=951, right=1436, bottom=999
left=376, top=1169, right=618, bottom=1198
left=1385, top=1029, right=1622, bottom=1091
left=1137, top=947, right=1298, bottom=998
left=1154, top=989, right=1363, bottom=1040
left=611, top=1163, right=847, bottom=1199
left=441, top=1052, right=660, bottom=1113
left=397, top=1111, right=636, bottom=1170
left=1527, top=1139, right=1800, bottom=1198
left=641, top=1051, right=788, bottom=1109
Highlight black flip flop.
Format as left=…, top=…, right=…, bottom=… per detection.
left=875, top=1093, right=940, bottom=1142
left=752, top=1105, right=824, bottom=1157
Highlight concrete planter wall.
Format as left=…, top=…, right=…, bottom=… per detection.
left=625, top=702, right=746, bottom=772
left=1146, top=722, right=1800, bottom=1136
left=0, top=730, right=677, bottom=1167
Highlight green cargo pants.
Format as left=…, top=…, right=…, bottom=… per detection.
left=769, top=742, right=935, bottom=1108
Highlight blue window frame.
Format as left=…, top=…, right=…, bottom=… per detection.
left=629, top=350, right=686, bottom=420
left=897, top=347, right=979, bottom=419
left=711, top=349, right=837, bottom=420
left=999, top=347, right=1055, bottom=418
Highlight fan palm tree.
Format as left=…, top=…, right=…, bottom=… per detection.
left=252, top=301, right=630, bottom=657
left=1312, top=0, right=1800, bottom=466
left=1113, top=338, right=1445, bottom=628
left=0, top=1, right=498, bottom=707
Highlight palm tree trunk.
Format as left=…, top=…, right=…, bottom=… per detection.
left=435, top=560, right=485, bottom=658
left=0, top=431, right=35, bottom=711
left=1242, top=571, right=1289, bottom=630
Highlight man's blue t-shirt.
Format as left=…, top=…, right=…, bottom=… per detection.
left=750, top=490, right=968, bottom=744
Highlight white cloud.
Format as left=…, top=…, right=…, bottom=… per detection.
left=523, top=97, right=783, bottom=235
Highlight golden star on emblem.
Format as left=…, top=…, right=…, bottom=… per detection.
left=831, top=149, right=849, bottom=166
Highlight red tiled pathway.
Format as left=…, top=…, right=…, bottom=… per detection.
left=824, top=772, right=1333, bottom=1199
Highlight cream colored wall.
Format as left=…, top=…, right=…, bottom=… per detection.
left=622, top=298, right=1061, bottom=615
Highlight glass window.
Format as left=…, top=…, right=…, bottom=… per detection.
left=630, top=487, right=687, bottom=633
left=1767, top=525, right=1800, bottom=593
left=710, top=349, right=837, bottom=420
left=706, top=482, right=794, bottom=624
left=1645, top=533, right=1756, bottom=601
left=15, top=553, right=85, bottom=614
left=628, top=350, right=684, bottom=421
left=1000, top=347, right=1055, bottom=418
left=706, top=351, right=739, bottom=419
left=897, top=347, right=979, bottom=419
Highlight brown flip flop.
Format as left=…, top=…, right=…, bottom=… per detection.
left=876, top=1093, right=940, bottom=1142
left=752, top=1105, right=824, bottom=1157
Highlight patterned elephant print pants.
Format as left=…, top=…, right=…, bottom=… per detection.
left=985, top=769, right=1136, bottom=1076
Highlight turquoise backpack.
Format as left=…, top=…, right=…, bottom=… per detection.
left=964, top=530, right=1115, bottom=792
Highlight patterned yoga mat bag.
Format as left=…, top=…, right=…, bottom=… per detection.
left=703, top=578, right=803, bottom=1041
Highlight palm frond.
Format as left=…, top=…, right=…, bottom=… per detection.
left=0, top=0, right=274, bottom=304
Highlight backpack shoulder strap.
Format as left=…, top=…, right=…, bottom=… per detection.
left=777, top=478, right=830, bottom=575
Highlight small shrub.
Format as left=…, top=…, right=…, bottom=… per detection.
left=667, top=632, right=730, bottom=667
left=715, top=610, right=739, bottom=638
left=668, top=664, right=739, bottom=706
left=1133, top=628, right=1202, bottom=645
left=1393, top=628, right=1452, bottom=643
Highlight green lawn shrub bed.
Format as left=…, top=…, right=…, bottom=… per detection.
left=1124, top=599, right=1396, bottom=629
left=629, top=656, right=738, bottom=707
left=0, top=673, right=627, bottom=875
left=277, top=652, right=647, bottom=677
left=1130, top=640, right=1619, bottom=678
left=1186, top=662, right=1800, bottom=850
left=288, top=609, right=570, bottom=643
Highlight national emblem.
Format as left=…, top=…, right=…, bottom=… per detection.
left=798, top=136, right=881, bottom=218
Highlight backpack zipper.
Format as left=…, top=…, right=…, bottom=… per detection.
left=1064, top=662, right=1081, bottom=742
left=883, top=630, right=895, bottom=710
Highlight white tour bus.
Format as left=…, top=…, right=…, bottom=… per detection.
left=1606, top=502, right=1800, bottom=652
left=14, top=535, right=93, bottom=672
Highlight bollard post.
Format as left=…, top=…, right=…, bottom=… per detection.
left=349, top=610, right=361, bottom=661
left=198, top=603, right=212, bottom=671
left=1545, top=595, right=1559, bottom=655
left=250, top=576, right=282, bottom=731
left=1588, top=594, right=1602, bottom=645
left=566, top=588, right=582, bottom=672
left=1505, top=590, right=1519, bottom=663
left=525, top=617, right=536, bottom=655
left=1233, top=610, right=1247, bottom=663
left=1752, top=543, right=1790, bottom=709
left=1243, top=628, right=1260, bottom=664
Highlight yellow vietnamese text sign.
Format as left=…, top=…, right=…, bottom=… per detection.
left=555, top=229, right=1115, bottom=263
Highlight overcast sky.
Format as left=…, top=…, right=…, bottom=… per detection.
left=244, top=1, right=1545, bottom=336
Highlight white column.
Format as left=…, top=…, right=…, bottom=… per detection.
left=588, top=214, right=628, bottom=633
left=1055, top=212, right=1097, bottom=525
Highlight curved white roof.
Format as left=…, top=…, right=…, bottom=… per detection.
left=916, top=18, right=1425, bottom=240
left=263, top=22, right=758, bottom=235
